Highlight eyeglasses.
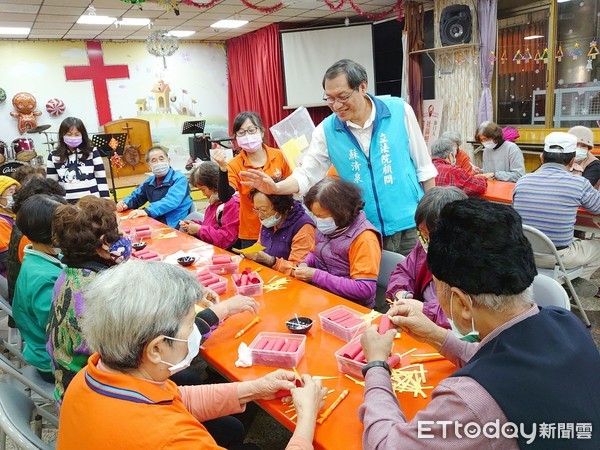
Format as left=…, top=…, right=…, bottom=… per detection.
left=322, top=89, right=357, bottom=105
left=416, top=229, right=429, bottom=248
left=252, top=207, right=274, bottom=218
left=235, top=126, right=260, bottom=137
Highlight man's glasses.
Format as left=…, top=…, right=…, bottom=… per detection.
left=322, top=89, right=357, bottom=105
left=235, top=126, right=260, bottom=137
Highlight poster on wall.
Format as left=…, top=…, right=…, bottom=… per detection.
left=422, top=99, right=444, bottom=149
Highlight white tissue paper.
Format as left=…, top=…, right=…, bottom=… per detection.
left=235, top=342, right=253, bottom=368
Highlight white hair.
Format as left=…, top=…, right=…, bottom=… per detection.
left=81, top=259, right=203, bottom=371
left=438, top=281, right=534, bottom=313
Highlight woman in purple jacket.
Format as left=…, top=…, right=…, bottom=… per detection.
left=386, top=186, right=467, bottom=328
left=180, top=162, right=240, bottom=251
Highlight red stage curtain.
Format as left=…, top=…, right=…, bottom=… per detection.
left=227, top=24, right=287, bottom=147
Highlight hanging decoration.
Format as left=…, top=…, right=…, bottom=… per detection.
left=522, top=48, right=532, bottom=63
left=10, top=92, right=42, bottom=135
left=569, top=42, right=582, bottom=60
left=146, top=30, right=179, bottom=69
left=542, top=48, right=549, bottom=64
left=488, top=51, right=496, bottom=66
left=471, top=50, right=480, bottom=65
left=500, top=49, right=507, bottom=64
left=121, top=0, right=145, bottom=3
left=45, top=98, right=66, bottom=117
left=239, top=0, right=284, bottom=13
left=586, top=58, right=593, bottom=72
left=110, top=152, right=125, bottom=176
left=556, top=44, right=564, bottom=62
left=455, top=51, right=466, bottom=65
left=588, top=39, right=599, bottom=59
left=533, top=49, right=542, bottom=64
left=0, top=87, right=6, bottom=104
left=513, top=49, right=523, bottom=65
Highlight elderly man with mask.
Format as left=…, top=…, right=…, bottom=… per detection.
left=116, top=146, right=193, bottom=228
left=58, top=260, right=327, bottom=450
left=568, top=125, right=600, bottom=188
left=359, top=198, right=600, bottom=449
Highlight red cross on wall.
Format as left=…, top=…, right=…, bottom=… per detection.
left=64, top=41, right=129, bottom=126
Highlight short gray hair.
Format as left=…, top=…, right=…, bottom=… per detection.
left=414, top=186, right=467, bottom=232
left=431, top=138, right=456, bottom=159
left=438, top=281, right=534, bottom=312
left=81, top=260, right=203, bottom=371
left=145, top=146, right=169, bottom=163
left=323, top=59, right=368, bottom=90
left=440, top=131, right=462, bottom=147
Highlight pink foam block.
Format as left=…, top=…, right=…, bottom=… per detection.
left=196, top=271, right=214, bottom=281
left=248, top=274, right=260, bottom=284
left=232, top=274, right=241, bottom=286
left=327, top=310, right=352, bottom=322
left=378, top=315, right=394, bottom=334
left=275, top=379, right=302, bottom=398
left=286, top=340, right=300, bottom=353
left=387, top=354, right=401, bottom=368
left=146, top=256, right=162, bottom=262
left=205, top=279, right=223, bottom=288
left=272, top=339, right=286, bottom=352
left=133, top=249, right=151, bottom=258
left=263, top=340, right=276, bottom=351
left=240, top=274, right=248, bottom=286
left=281, top=340, right=293, bottom=353
left=136, top=231, right=152, bottom=239
left=134, top=225, right=150, bottom=231
left=342, top=341, right=363, bottom=360
left=254, top=339, right=270, bottom=350
left=354, top=350, right=366, bottom=363
left=338, top=316, right=363, bottom=328
left=139, top=252, right=158, bottom=260
left=212, top=254, right=231, bottom=264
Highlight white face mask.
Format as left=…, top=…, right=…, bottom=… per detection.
left=160, top=324, right=202, bottom=375
left=152, top=161, right=170, bottom=177
left=2, top=196, right=14, bottom=210
left=316, top=216, right=337, bottom=235
left=260, top=213, right=282, bottom=228
left=447, top=292, right=480, bottom=343
left=575, top=146, right=589, bottom=161
left=237, top=133, right=263, bottom=153
left=482, top=141, right=496, bottom=150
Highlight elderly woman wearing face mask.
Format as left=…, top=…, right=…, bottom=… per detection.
left=244, top=188, right=315, bottom=275
left=58, top=260, right=327, bottom=450
left=474, top=121, right=525, bottom=182
left=180, top=162, right=240, bottom=251
left=117, top=146, right=193, bottom=228
left=568, top=125, right=600, bottom=188
left=212, top=112, right=292, bottom=248
left=0, top=176, right=20, bottom=284
left=293, top=178, right=382, bottom=308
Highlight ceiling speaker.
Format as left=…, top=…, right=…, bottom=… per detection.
left=440, top=5, right=472, bottom=46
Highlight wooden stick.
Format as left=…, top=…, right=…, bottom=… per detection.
left=292, top=366, right=303, bottom=385
left=317, top=389, right=350, bottom=424
left=312, top=376, right=339, bottom=380
left=267, top=275, right=278, bottom=284
left=411, top=353, right=441, bottom=357
left=234, top=316, right=261, bottom=339
left=410, top=355, right=446, bottom=363
left=398, top=348, right=417, bottom=358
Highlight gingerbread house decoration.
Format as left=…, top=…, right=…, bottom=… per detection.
left=135, top=98, right=147, bottom=112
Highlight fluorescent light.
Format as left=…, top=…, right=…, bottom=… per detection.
left=77, top=15, right=116, bottom=25
left=557, top=0, right=571, bottom=3
left=524, top=35, right=544, bottom=40
left=210, top=20, right=248, bottom=29
left=117, top=18, right=151, bottom=26
left=0, top=27, right=30, bottom=35
left=168, top=30, right=196, bottom=37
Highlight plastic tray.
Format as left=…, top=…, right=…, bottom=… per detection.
left=318, top=305, right=367, bottom=342
left=233, top=273, right=263, bottom=297
left=335, top=336, right=366, bottom=379
left=207, top=256, right=241, bottom=275
left=249, top=332, right=306, bottom=368
left=195, top=270, right=228, bottom=295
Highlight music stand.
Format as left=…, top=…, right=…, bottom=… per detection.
left=182, top=120, right=206, bottom=135
left=92, top=133, right=127, bottom=202
left=182, top=120, right=211, bottom=161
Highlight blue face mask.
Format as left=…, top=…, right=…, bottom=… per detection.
left=260, top=213, right=282, bottom=229
left=448, top=292, right=480, bottom=343
left=316, top=216, right=337, bottom=235
left=109, top=236, right=133, bottom=264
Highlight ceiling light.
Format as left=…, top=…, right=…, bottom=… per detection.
left=210, top=20, right=248, bottom=29
left=168, top=30, right=196, bottom=37
left=524, top=35, right=544, bottom=40
left=0, top=27, right=30, bottom=35
left=77, top=15, right=117, bottom=25
left=117, top=18, right=151, bottom=26
left=557, top=0, right=571, bottom=3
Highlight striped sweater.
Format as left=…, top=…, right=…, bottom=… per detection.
left=46, top=148, right=109, bottom=202
left=513, top=163, right=600, bottom=248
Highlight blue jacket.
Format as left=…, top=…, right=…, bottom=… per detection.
left=124, top=168, right=192, bottom=228
left=323, top=95, right=423, bottom=236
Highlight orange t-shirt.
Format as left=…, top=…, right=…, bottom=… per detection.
left=228, top=145, right=291, bottom=240
left=456, top=149, right=476, bottom=175
left=271, top=223, right=315, bottom=275
left=0, top=219, right=12, bottom=252
left=18, top=235, right=31, bottom=262
left=348, top=230, right=382, bottom=280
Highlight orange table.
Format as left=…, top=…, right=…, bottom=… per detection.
left=122, top=216, right=456, bottom=450
left=482, top=180, right=599, bottom=233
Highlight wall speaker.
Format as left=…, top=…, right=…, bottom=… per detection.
left=440, top=5, right=472, bottom=46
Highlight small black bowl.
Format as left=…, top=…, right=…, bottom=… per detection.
left=177, top=256, right=196, bottom=267
left=286, top=317, right=314, bottom=334
left=132, top=242, right=147, bottom=250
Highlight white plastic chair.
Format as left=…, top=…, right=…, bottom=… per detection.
left=522, top=224, right=590, bottom=326
left=531, top=274, right=571, bottom=310
left=375, top=250, right=405, bottom=311
left=0, top=383, right=57, bottom=450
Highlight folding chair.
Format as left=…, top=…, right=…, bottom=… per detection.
left=522, top=224, right=590, bottom=327
left=531, top=274, right=571, bottom=310
left=0, top=295, right=23, bottom=357
left=0, top=383, right=57, bottom=450
left=375, top=250, right=405, bottom=312
left=0, top=347, right=55, bottom=404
